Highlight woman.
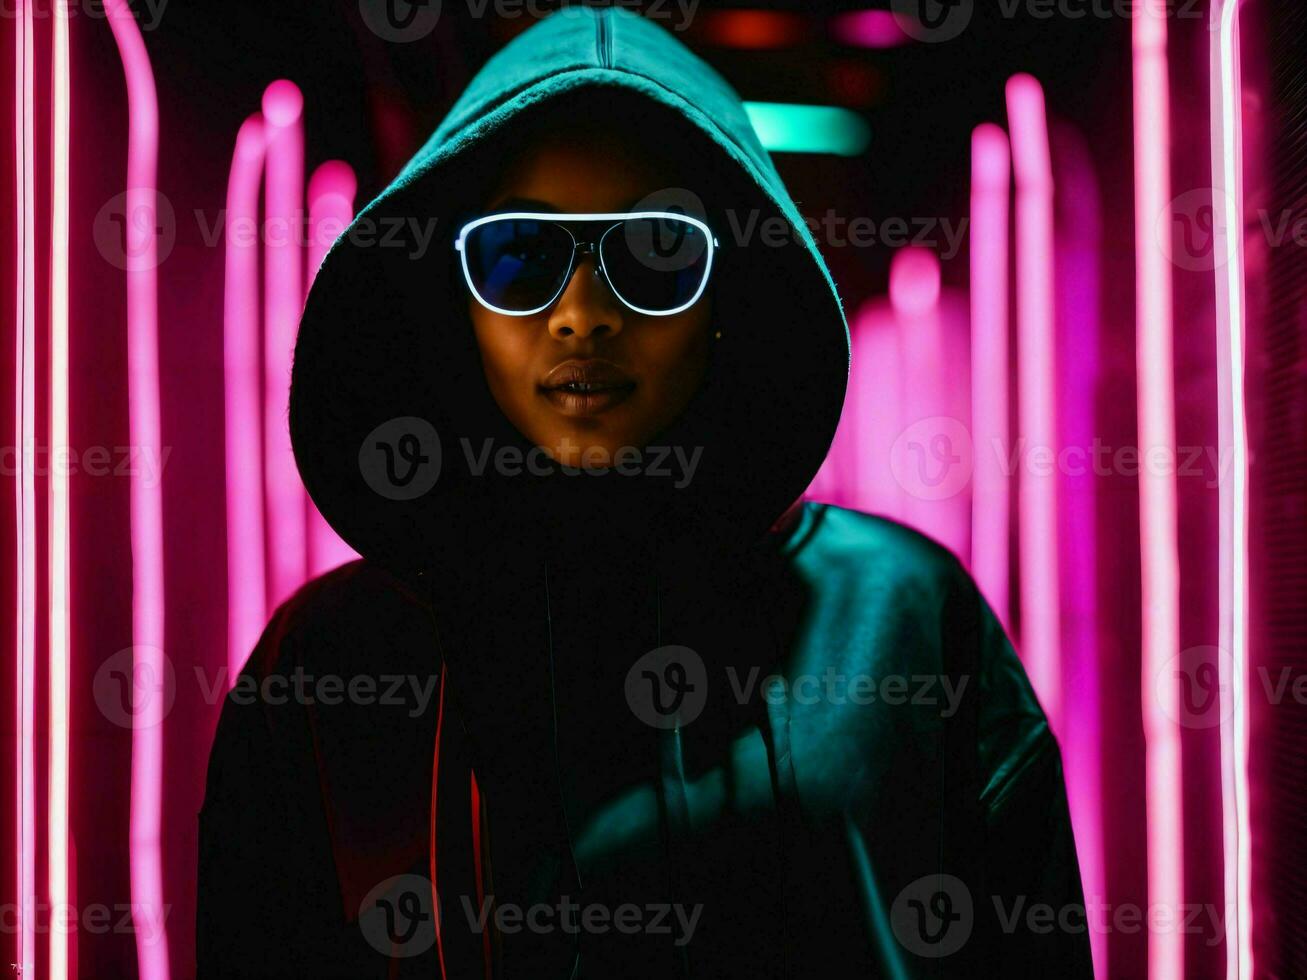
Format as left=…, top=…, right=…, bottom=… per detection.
left=198, top=8, right=1090, bottom=978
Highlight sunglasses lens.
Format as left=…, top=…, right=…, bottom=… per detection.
left=463, top=218, right=575, bottom=313
left=601, top=216, right=712, bottom=314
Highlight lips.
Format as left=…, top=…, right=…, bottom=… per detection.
left=539, top=359, right=637, bottom=416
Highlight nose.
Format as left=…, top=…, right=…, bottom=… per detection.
left=546, top=254, right=624, bottom=341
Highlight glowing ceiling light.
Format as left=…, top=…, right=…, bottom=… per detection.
left=743, top=101, right=871, bottom=156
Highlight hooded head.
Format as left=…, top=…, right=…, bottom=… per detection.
left=290, top=6, right=850, bottom=579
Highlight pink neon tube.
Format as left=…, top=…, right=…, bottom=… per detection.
left=1133, top=6, right=1184, bottom=980
left=828, top=10, right=913, bottom=48
left=969, top=123, right=1012, bottom=631
left=891, top=246, right=970, bottom=558
left=1211, top=2, right=1253, bottom=976
left=50, top=1, right=73, bottom=977
left=306, top=161, right=360, bottom=577
left=1006, top=74, right=1062, bottom=733
left=224, top=116, right=268, bottom=682
left=105, top=1, right=172, bottom=977
left=1056, top=124, right=1106, bottom=978
left=14, top=1, right=37, bottom=975
left=262, top=80, right=307, bottom=608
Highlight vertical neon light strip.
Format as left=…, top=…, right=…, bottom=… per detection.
left=1055, top=124, right=1106, bottom=979
left=13, top=0, right=37, bottom=975
left=224, top=116, right=267, bottom=682
left=1006, top=74, right=1062, bottom=732
left=105, top=1, right=171, bottom=977
left=1211, top=2, right=1252, bottom=976
left=1133, top=4, right=1184, bottom=978
left=262, top=80, right=306, bottom=607
left=306, top=160, right=359, bottom=577
left=50, top=1, right=72, bottom=977
left=969, top=123, right=1012, bottom=631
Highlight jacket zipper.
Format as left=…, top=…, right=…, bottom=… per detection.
left=595, top=9, right=612, bottom=68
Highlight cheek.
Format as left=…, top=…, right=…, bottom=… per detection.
left=641, top=308, right=712, bottom=401
left=471, top=309, right=535, bottom=394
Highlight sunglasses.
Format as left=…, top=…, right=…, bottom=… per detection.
left=455, top=211, right=718, bottom=317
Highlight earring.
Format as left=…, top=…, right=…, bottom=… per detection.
left=714, top=330, right=723, bottom=340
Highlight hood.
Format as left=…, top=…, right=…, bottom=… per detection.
left=290, top=5, right=849, bottom=579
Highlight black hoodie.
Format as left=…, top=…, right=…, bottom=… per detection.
left=197, top=8, right=1091, bottom=978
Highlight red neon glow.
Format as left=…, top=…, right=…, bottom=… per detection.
left=306, top=161, right=361, bottom=577
left=224, top=115, right=268, bottom=682
left=14, top=1, right=37, bottom=974
left=1005, top=74, right=1062, bottom=733
left=829, top=10, right=914, bottom=49
left=1211, top=2, right=1253, bottom=975
left=968, top=123, right=1012, bottom=631
left=105, top=0, right=172, bottom=976
left=49, top=1, right=72, bottom=977
left=1133, top=5, right=1183, bottom=979
left=698, top=10, right=806, bottom=49
left=262, top=79, right=308, bottom=607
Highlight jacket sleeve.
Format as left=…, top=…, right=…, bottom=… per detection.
left=972, top=589, right=1095, bottom=978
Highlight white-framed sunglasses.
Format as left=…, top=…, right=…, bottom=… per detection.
left=454, top=211, right=718, bottom=317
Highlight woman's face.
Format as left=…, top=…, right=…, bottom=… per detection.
left=468, top=130, right=713, bottom=469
